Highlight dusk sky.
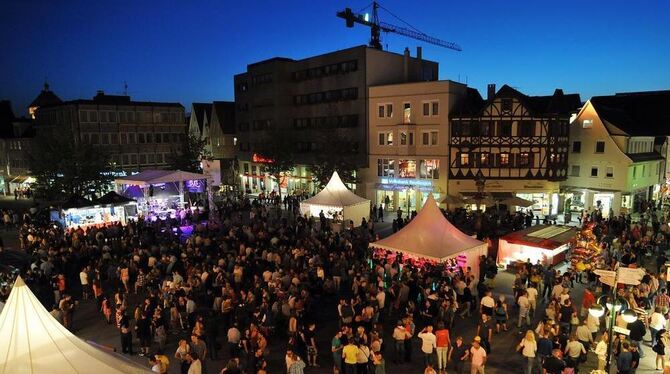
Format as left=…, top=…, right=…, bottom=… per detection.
left=1, top=0, right=669, bottom=115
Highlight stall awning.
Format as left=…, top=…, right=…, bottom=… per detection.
left=500, top=224, right=577, bottom=250
left=94, top=191, right=136, bottom=206
left=8, top=175, right=30, bottom=184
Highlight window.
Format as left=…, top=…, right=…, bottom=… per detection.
left=570, top=165, right=580, bottom=177
left=109, top=112, right=117, bottom=122
left=138, top=133, right=146, bottom=143
left=79, top=111, right=88, bottom=122
left=498, top=121, right=512, bottom=137
left=378, top=105, right=385, bottom=118
left=378, top=133, right=385, bottom=146
left=386, top=104, right=393, bottom=117
left=590, top=167, right=598, bottom=177
left=377, top=159, right=395, bottom=177
left=595, top=141, right=605, bottom=153
left=480, top=121, right=493, bottom=137
left=430, top=131, right=438, bottom=146
left=643, top=164, right=647, bottom=176
left=422, top=101, right=439, bottom=116
left=148, top=154, right=155, bottom=164
left=633, top=166, right=637, bottom=178
left=386, top=132, right=393, bottom=146
left=419, top=160, right=439, bottom=179
left=606, top=166, right=614, bottom=178
left=499, top=153, right=510, bottom=167
left=501, top=98, right=513, bottom=112
left=146, top=133, right=153, bottom=143
left=122, top=154, right=129, bottom=165
left=403, top=103, right=411, bottom=123
left=582, top=119, right=593, bottom=128
left=518, top=152, right=530, bottom=167
left=408, top=132, right=414, bottom=145
left=519, top=121, right=535, bottom=137
left=480, top=153, right=490, bottom=167
left=129, top=133, right=136, bottom=144
left=101, top=133, right=109, bottom=144
left=400, top=131, right=407, bottom=145
left=398, top=160, right=416, bottom=178
left=422, top=132, right=429, bottom=145
left=378, top=132, right=393, bottom=146
left=90, top=133, right=99, bottom=144
left=89, top=111, right=98, bottom=122
left=460, top=153, right=470, bottom=166
left=572, top=141, right=581, bottom=153
left=130, top=154, right=137, bottom=164
left=139, top=154, right=147, bottom=164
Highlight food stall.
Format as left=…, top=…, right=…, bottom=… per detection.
left=497, top=225, right=577, bottom=267
left=59, top=193, right=136, bottom=229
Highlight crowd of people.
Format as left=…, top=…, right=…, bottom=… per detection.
left=3, top=192, right=670, bottom=374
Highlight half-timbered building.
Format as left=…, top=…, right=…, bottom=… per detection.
left=449, top=84, right=580, bottom=216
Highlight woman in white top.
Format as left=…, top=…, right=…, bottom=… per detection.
left=594, top=332, right=609, bottom=371
left=516, top=330, right=537, bottom=374
left=174, top=339, right=191, bottom=374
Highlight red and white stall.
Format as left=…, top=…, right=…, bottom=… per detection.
left=497, top=225, right=577, bottom=266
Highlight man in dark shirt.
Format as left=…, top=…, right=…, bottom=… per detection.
left=448, top=336, right=469, bottom=374
left=543, top=349, right=566, bottom=374
left=617, top=342, right=633, bottom=374
left=537, top=332, right=554, bottom=362
left=558, top=300, right=574, bottom=334
left=627, top=318, right=646, bottom=358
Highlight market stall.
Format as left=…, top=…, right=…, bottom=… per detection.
left=299, top=171, right=370, bottom=227
left=497, top=225, right=577, bottom=267
left=59, top=193, right=136, bottom=229
left=368, top=194, right=487, bottom=277
left=114, top=169, right=208, bottom=219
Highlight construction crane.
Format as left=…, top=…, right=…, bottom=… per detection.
left=336, top=1, right=461, bottom=52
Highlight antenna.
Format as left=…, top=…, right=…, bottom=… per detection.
left=123, top=81, right=128, bottom=96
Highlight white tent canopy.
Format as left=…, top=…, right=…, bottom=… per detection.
left=300, top=171, right=370, bottom=226
left=114, top=169, right=207, bottom=187
left=369, top=194, right=487, bottom=271
left=0, top=276, right=152, bottom=374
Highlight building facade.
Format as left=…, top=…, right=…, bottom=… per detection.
left=234, top=45, right=438, bottom=195
left=362, top=80, right=469, bottom=212
left=563, top=91, right=669, bottom=216
left=0, top=100, right=35, bottom=194
left=34, top=91, right=186, bottom=174
left=449, top=85, right=581, bottom=217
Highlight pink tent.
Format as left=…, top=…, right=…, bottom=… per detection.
left=369, top=194, right=487, bottom=273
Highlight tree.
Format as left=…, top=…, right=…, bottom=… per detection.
left=257, top=129, right=295, bottom=200
left=29, top=131, right=112, bottom=201
left=309, top=133, right=359, bottom=188
left=167, top=133, right=209, bottom=173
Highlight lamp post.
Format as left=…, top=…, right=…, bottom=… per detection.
left=474, top=170, right=486, bottom=212
left=588, top=273, right=638, bottom=372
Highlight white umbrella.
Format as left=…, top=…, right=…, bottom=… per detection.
left=500, top=196, right=535, bottom=207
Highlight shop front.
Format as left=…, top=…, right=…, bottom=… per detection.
left=449, top=179, right=559, bottom=216
left=373, top=178, right=441, bottom=215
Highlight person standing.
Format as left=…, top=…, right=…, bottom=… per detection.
left=342, top=338, right=359, bottom=374
left=189, top=334, right=207, bottom=374
left=595, top=333, right=609, bottom=371
left=469, top=337, right=487, bottom=374
left=186, top=352, right=201, bottom=374
left=418, top=325, right=437, bottom=369
left=174, top=339, right=191, bottom=374
left=517, top=291, right=531, bottom=331
left=649, top=307, right=666, bottom=348
left=617, top=342, right=633, bottom=374
left=542, top=349, right=566, bottom=374
left=332, top=330, right=344, bottom=374
left=434, top=322, right=451, bottom=373
left=119, top=310, right=133, bottom=355
left=516, top=330, right=537, bottom=374
left=563, top=334, right=586, bottom=372
left=449, top=336, right=468, bottom=374
left=627, top=317, right=646, bottom=358
left=392, top=321, right=407, bottom=364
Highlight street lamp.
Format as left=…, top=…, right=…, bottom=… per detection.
left=589, top=294, right=637, bottom=372
left=474, top=170, right=486, bottom=212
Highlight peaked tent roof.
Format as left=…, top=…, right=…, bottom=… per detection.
left=301, top=171, right=368, bottom=207
left=369, top=194, right=485, bottom=261
left=192, top=103, right=213, bottom=132
left=94, top=191, right=136, bottom=206
left=61, top=195, right=94, bottom=210
left=0, top=276, right=152, bottom=374
left=114, top=170, right=207, bottom=186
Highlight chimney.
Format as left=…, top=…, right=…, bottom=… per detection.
left=487, top=84, right=496, bottom=101
left=416, top=46, right=422, bottom=60
left=403, top=47, right=410, bottom=82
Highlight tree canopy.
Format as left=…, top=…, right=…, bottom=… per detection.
left=167, top=133, right=209, bottom=173
left=29, top=131, right=112, bottom=201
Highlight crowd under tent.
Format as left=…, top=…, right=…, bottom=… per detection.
left=114, top=170, right=208, bottom=219
left=497, top=225, right=577, bottom=266
left=369, top=194, right=488, bottom=276
left=300, top=171, right=370, bottom=226
left=0, top=276, right=152, bottom=373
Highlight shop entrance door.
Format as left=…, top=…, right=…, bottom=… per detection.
left=593, top=193, right=614, bottom=217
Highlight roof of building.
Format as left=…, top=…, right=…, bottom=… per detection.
left=212, top=101, right=235, bottom=134
left=192, top=103, right=213, bottom=132
left=40, top=91, right=183, bottom=108
left=28, top=83, right=63, bottom=108
left=0, top=100, right=15, bottom=138
left=590, top=90, right=670, bottom=136
left=452, top=84, right=581, bottom=118
left=625, top=151, right=665, bottom=163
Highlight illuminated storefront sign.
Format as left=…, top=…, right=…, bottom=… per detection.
left=252, top=153, right=274, bottom=163
left=379, top=178, right=433, bottom=188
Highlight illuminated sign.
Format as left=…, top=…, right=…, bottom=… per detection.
left=186, top=179, right=205, bottom=193
left=252, top=153, right=274, bottom=164
left=380, top=178, right=433, bottom=188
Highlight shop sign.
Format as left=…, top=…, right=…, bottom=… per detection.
left=380, top=178, right=432, bottom=188
left=252, top=153, right=274, bottom=164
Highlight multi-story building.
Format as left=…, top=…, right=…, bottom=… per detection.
left=449, top=84, right=581, bottom=217
left=563, top=90, right=670, bottom=216
left=234, top=45, right=438, bottom=194
left=34, top=91, right=186, bottom=174
left=0, top=100, right=35, bottom=194
left=362, top=80, right=470, bottom=212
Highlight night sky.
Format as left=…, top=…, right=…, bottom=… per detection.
left=1, top=0, right=669, bottom=115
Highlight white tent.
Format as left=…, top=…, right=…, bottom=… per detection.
left=0, top=277, right=152, bottom=374
left=369, top=194, right=487, bottom=274
left=300, top=171, right=370, bottom=226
